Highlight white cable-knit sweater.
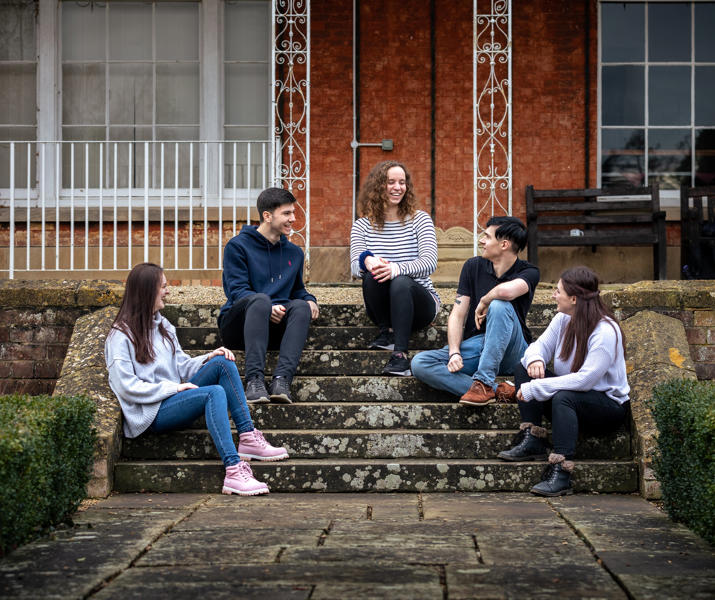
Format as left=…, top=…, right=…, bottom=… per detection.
left=520, top=312, right=630, bottom=404
left=105, top=313, right=210, bottom=438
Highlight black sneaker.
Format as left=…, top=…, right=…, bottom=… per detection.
left=245, top=378, right=270, bottom=404
left=369, top=330, right=395, bottom=351
left=268, top=376, right=293, bottom=404
left=383, top=352, right=411, bottom=376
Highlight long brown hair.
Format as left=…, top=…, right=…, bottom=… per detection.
left=358, top=160, right=417, bottom=229
left=558, top=266, right=625, bottom=372
left=111, top=263, right=174, bottom=364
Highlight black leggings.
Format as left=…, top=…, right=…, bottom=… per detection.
left=218, top=293, right=311, bottom=381
left=362, top=274, right=437, bottom=353
left=514, top=362, right=629, bottom=459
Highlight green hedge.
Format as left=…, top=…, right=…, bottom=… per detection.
left=0, top=395, right=96, bottom=556
left=649, top=379, right=715, bottom=544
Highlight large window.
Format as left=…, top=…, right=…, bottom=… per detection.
left=600, top=1, right=715, bottom=192
left=0, top=0, right=36, bottom=186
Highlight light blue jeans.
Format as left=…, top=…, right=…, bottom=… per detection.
left=411, top=299, right=528, bottom=397
left=150, top=356, right=253, bottom=467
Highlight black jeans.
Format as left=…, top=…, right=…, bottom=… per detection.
left=362, top=274, right=437, bottom=353
left=218, top=293, right=311, bottom=381
left=514, top=362, right=629, bottom=459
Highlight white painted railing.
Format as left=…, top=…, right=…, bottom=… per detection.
left=0, top=140, right=274, bottom=278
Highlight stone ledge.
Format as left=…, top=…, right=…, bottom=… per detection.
left=621, top=310, right=698, bottom=500
left=53, top=306, right=122, bottom=498
left=0, top=279, right=124, bottom=308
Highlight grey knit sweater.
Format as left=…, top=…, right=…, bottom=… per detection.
left=105, top=313, right=210, bottom=438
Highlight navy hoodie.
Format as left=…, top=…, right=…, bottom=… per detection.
left=220, top=225, right=316, bottom=319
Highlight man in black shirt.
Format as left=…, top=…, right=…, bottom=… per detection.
left=411, top=216, right=539, bottom=405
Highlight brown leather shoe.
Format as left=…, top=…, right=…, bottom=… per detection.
left=495, top=381, right=517, bottom=402
left=459, top=380, right=496, bottom=406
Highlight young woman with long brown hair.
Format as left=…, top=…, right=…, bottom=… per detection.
left=350, top=161, right=440, bottom=376
left=497, top=266, right=630, bottom=496
left=105, top=263, right=289, bottom=496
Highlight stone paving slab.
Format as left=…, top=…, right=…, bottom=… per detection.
left=1, top=493, right=713, bottom=600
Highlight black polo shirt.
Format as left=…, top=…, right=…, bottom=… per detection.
left=456, top=256, right=540, bottom=343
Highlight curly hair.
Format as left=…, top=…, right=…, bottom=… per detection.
left=358, top=161, right=417, bottom=229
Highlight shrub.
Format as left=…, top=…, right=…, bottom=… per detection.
left=649, top=379, right=715, bottom=544
left=0, top=395, right=96, bottom=556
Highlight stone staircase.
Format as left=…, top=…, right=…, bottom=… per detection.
left=113, top=301, right=638, bottom=493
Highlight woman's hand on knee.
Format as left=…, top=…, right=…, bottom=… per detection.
left=177, top=382, right=198, bottom=392
left=527, top=360, right=545, bottom=379
left=207, top=347, right=235, bottom=362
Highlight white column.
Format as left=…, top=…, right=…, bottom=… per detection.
left=201, top=0, right=223, bottom=199
left=37, top=0, right=61, bottom=201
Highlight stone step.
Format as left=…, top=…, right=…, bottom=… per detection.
left=113, top=458, right=638, bottom=493
left=249, top=402, right=520, bottom=430
left=177, top=325, right=450, bottom=351
left=121, top=428, right=631, bottom=460
left=183, top=349, right=426, bottom=375
left=162, top=302, right=558, bottom=329
left=289, top=376, right=458, bottom=403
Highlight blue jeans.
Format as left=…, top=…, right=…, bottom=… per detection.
left=411, top=299, right=528, bottom=397
left=149, top=356, right=253, bottom=467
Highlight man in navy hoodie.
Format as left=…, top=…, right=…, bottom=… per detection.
left=218, top=187, right=319, bottom=404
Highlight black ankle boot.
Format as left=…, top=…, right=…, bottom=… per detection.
left=497, top=427, right=548, bottom=462
left=530, top=462, right=573, bottom=497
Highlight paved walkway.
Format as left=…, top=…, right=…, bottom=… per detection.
left=1, top=493, right=713, bottom=599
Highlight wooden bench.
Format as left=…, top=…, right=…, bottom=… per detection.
left=525, top=184, right=666, bottom=280
left=680, top=184, right=715, bottom=279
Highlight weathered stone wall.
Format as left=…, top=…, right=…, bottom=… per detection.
left=0, top=280, right=123, bottom=395
left=0, top=280, right=712, bottom=398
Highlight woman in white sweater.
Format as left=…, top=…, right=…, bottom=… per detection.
left=350, top=161, right=440, bottom=377
left=497, top=266, right=630, bottom=496
left=105, top=263, right=288, bottom=496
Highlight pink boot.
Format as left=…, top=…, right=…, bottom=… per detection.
left=238, top=429, right=289, bottom=461
left=222, top=461, right=269, bottom=496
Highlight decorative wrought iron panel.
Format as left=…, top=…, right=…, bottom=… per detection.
left=272, top=0, right=310, bottom=264
left=473, top=0, right=512, bottom=253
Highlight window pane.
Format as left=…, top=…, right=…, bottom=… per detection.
left=224, top=126, right=270, bottom=142
left=602, top=65, right=644, bottom=126
left=109, top=64, right=153, bottom=126
left=0, top=1, right=35, bottom=61
left=109, top=3, right=152, bottom=61
left=648, top=128, right=691, bottom=185
left=153, top=131, right=199, bottom=187
left=649, top=3, right=690, bottom=62
left=601, top=3, right=644, bottom=62
left=156, top=64, right=199, bottom=125
left=60, top=132, right=105, bottom=187
left=0, top=64, right=36, bottom=125
left=695, top=129, right=715, bottom=186
left=695, top=67, right=715, bottom=126
left=156, top=3, right=199, bottom=61
left=226, top=64, right=269, bottom=126
left=601, top=128, right=645, bottom=188
left=63, top=64, right=106, bottom=126
left=695, top=3, right=715, bottom=62
left=649, top=66, right=690, bottom=126
left=0, top=135, right=36, bottom=189
left=62, top=3, right=105, bottom=61
left=225, top=1, right=270, bottom=61
left=107, top=127, right=152, bottom=188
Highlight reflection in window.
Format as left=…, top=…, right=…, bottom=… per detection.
left=61, top=1, right=200, bottom=188
left=600, top=1, right=715, bottom=190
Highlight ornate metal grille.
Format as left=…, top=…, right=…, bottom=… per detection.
left=473, top=0, right=512, bottom=253
left=272, top=0, right=310, bottom=262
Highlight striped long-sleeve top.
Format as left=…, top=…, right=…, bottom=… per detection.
left=350, top=210, right=440, bottom=309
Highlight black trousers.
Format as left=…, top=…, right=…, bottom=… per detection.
left=362, top=274, right=437, bottom=353
left=514, top=362, right=629, bottom=459
left=218, top=293, right=311, bottom=381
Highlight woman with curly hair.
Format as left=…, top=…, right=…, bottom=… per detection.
left=105, top=262, right=289, bottom=496
left=350, top=161, right=440, bottom=376
left=497, top=266, right=630, bottom=496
